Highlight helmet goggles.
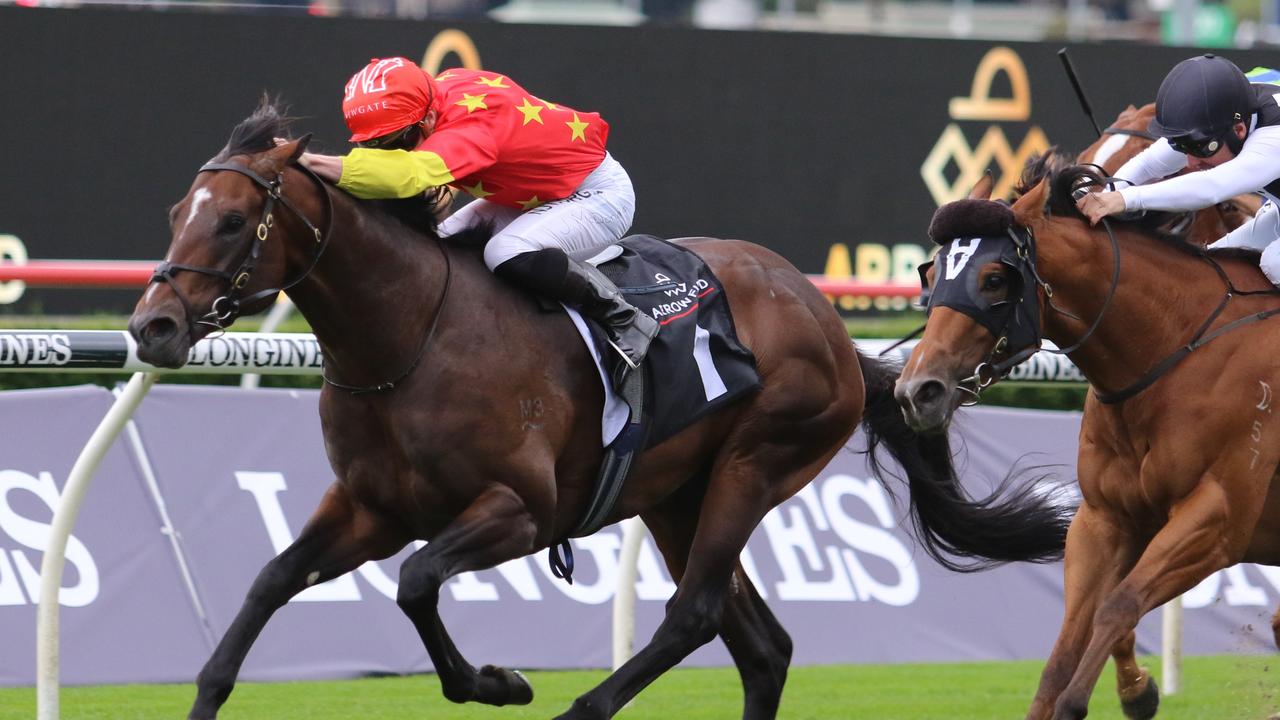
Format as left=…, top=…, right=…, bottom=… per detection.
left=1168, top=132, right=1224, bottom=158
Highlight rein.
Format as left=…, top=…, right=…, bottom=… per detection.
left=1092, top=253, right=1280, bottom=403
left=953, top=218, right=1121, bottom=404
left=320, top=242, right=452, bottom=395
left=943, top=172, right=1280, bottom=405
left=150, top=157, right=451, bottom=396
left=150, top=161, right=331, bottom=332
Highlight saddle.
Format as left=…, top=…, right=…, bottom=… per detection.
left=546, top=235, right=761, bottom=583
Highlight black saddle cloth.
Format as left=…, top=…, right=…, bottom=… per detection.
left=582, top=234, right=761, bottom=448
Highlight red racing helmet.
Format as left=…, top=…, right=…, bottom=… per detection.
left=342, top=57, right=439, bottom=143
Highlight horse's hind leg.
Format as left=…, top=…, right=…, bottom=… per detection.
left=720, top=566, right=793, bottom=720
left=189, top=484, right=405, bottom=720
left=394, top=484, right=539, bottom=706
left=557, top=442, right=841, bottom=720
left=1112, top=631, right=1159, bottom=720
left=644, top=499, right=793, bottom=720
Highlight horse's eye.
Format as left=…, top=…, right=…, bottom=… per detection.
left=982, top=274, right=1007, bottom=291
left=219, top=214, right=246, bottom=235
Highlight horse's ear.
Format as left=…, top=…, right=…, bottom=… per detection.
left=262, top=135, right=310, bottom=170
left=968, top=172, right=994, bottom=200
left=1013, top=177, right=1049, bottom=224
left=290, top=133, right=313, bottom=161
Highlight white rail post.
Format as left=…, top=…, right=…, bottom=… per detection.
left=37, top=371, right=158, bottom=720
left=612, top=517, right=647, bottom=670
left=1161, top=595, right=1183, bottom=695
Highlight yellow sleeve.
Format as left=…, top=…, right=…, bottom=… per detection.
left=337, top=148, right=456, bottom=199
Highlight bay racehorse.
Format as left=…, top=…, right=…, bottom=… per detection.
left=894, top=159, right=1280, bottom=720
left=1078, top=102, right=1261, bottom=247
left=127, top=101, right=1072, bottom=720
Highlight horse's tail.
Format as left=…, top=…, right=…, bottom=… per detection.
left=856, top=349, right=1073, bottom=572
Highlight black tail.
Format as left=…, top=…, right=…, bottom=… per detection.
left=856, top=350, right=1074, bottom=572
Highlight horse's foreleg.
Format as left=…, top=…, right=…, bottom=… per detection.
left=643, top=499, right=793, bottom=720
left=1111, top=631, right=1159, bottom=720
left=394, top=484, right=538, bottom=707
left=1026, top=504, right=1135, bottom=720
left=1051, top=479, right=1242, bottom=720
left=190, top=484, right=403, bottom=720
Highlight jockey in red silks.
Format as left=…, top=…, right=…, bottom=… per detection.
left=296, top=57, right=658, bottom=377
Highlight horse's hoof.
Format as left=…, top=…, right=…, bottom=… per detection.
left=1119, top=670, right=1160, bottom=720
left=476, top=664, right=533, bottom=706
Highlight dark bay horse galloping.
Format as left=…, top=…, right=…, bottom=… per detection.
left=895, top=160, right=1280, bottom=720
left=129, top=102, right=1070, bottom=720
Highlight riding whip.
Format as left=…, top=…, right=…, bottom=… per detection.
left=1058, top=48, right=1103, bottom=138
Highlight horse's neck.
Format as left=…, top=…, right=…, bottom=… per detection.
left=286, top=195, right=452, bottom=387
left=1037, top=226, right=1216, bottom=396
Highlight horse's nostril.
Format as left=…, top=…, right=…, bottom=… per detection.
left=142, top=317, right=178, bottom=345
left=914, top=379, right=947, bottom=408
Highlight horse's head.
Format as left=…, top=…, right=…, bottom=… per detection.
left=128, top=101, right=329, bottom=368
left=1079, top=103, right=1156, bottom=174
left=894, top=165, right=1073, bottom=433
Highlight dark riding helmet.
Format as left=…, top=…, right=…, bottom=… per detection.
left=1149, top=54, right=1255, bottom=154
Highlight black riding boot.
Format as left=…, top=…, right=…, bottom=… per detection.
left=495, top=248, right=659, bottom=376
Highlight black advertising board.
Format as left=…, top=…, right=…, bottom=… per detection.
left=2, top=6, right=1274, bottom=311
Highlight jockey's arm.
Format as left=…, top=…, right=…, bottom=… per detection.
left=1119, top=126, right=1280, bottom=212
left=338, top=124, right=499, bottom=200
left=1113, top=138, right=1187, bottom=187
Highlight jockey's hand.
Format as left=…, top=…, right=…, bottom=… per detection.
left=270, top=137, right=342, bottom=183
left=1076, top=190, right=1127, bottom=225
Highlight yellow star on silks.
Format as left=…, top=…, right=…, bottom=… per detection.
left=474, top=75, right=510, bottom=88
left=566, top=112, right=589, bottom=142
left=535, top=96, right=560, bottom=111
left=455, top=93, right=488, bottom=113
left=435, top=70, right=459, bottom=82
left=518, top=195, right=543, bottom=210
left=461, top=181, right=494, bottom=199
left=515, top=97, right=545, bottom=125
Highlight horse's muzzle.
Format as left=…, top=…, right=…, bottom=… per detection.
left=893, top=375, right=956, bottom=434
left=128, top=310, right=192, bottom=369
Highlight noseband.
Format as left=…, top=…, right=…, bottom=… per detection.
left=148, top=160, right=332, bottom=333
left=950, top=218, right=1120, bottom=405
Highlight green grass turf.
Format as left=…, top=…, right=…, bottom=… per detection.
left=1, top=656, right=1275, bottom=720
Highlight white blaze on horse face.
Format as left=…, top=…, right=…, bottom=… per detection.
left=944, top=238, right=982, bottom=280
left=183, top=188, right=214, bottom=239
left=1087, top=134, right=1130, bottom=171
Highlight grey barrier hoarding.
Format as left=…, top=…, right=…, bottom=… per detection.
left=8, top=5, right=1280, bottom=313
left=0, top=386, right=1274, bottom=686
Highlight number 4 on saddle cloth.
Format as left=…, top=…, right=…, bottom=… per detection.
left=548, top=235, right=761, bottom=578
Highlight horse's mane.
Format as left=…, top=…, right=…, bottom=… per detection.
left=217, top=96, right=459, bottom=239
left=1010, top=149, right=1227, bottom=260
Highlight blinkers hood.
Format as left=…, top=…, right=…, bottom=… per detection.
left=922, top=199, right=1043, bottom=359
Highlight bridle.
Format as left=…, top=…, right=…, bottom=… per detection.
left=951, top=216, right=1121, bottom=405
left=147, top=155, right=452, bottom=396
left=949, top=170, right=1280, bottom=405
left=149, top=160, right=331, bottom=333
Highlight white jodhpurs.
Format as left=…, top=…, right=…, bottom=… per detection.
left=1209, top=200, right=1280, bottom=284
left=438, top=153, right=636, bottom=271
